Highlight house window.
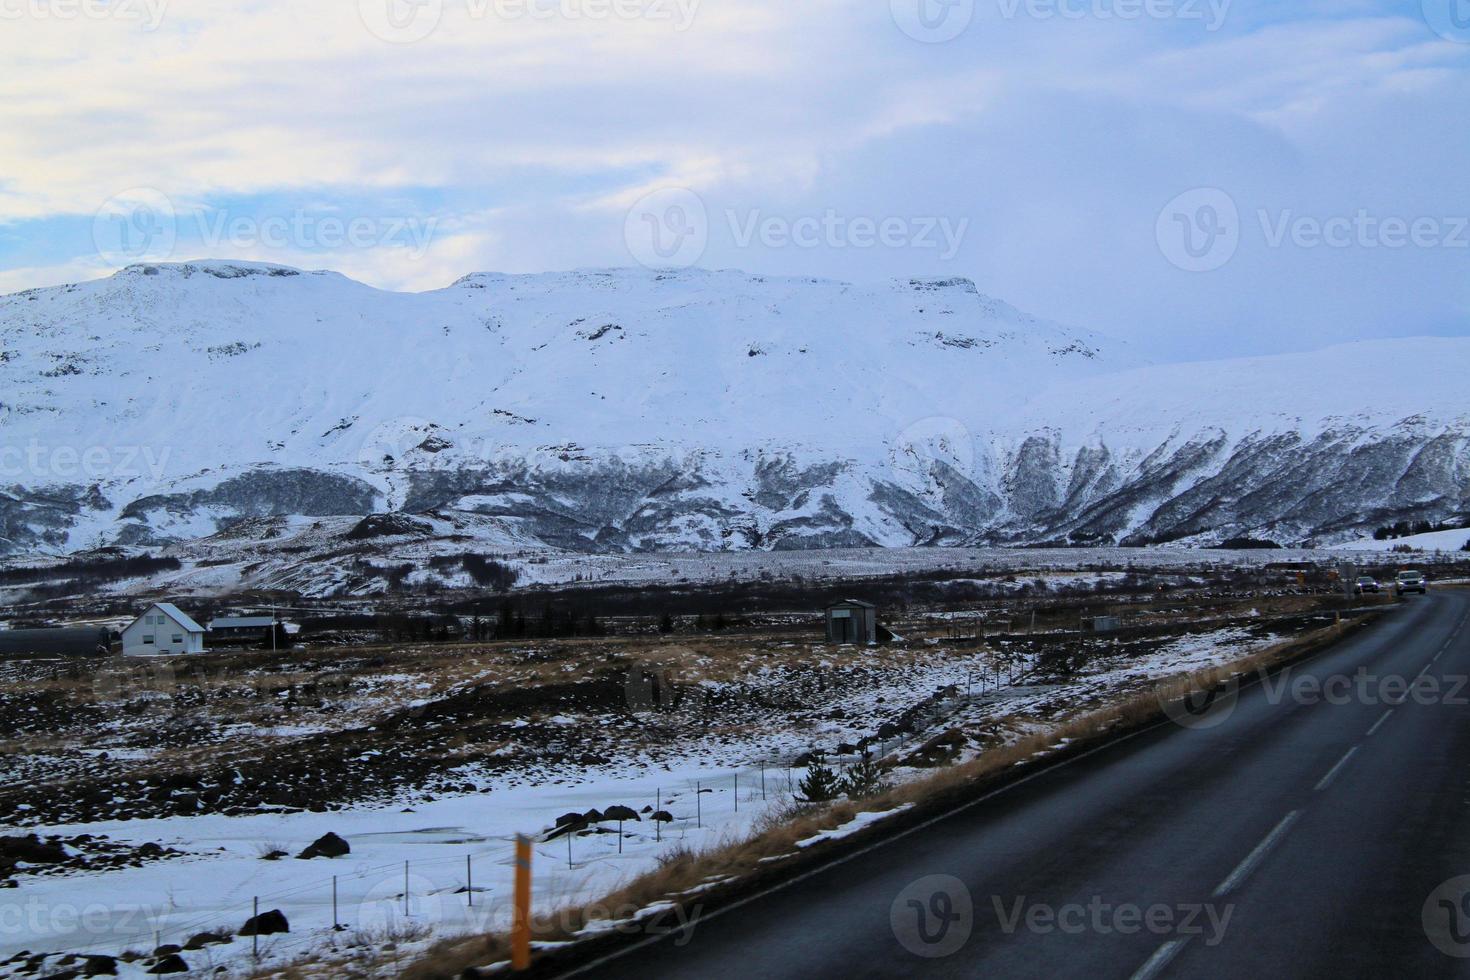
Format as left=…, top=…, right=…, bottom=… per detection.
left=172, top=634, right=183, bottom=644
left=143, top=635, right=155, bottom=644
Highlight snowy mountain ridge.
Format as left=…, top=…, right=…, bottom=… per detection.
left=1, top=261, right=1466, bottom=560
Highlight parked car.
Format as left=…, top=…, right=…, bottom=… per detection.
left=1396, top=570, right=1428, bottom=596
left=1354, top=576, right=1380, bottom=594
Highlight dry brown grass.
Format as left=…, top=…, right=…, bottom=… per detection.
left=389, top=614, right=1369, bottom=979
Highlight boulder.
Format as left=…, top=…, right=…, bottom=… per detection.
left=81, top=955, right=117, bottom=977
left=545, top=817, right=587, bottom=841
left=604, top=805, right=640, bottom=822
left=147, top=954, right=189, bottom=974
left=0, top=834, right=68, bottom=867
left=297, top=832, right=350, bottom=860
left=183, top=932, right=230, bottom=951
left=650, top=810, right=673, bottom=823
left=240, top=909, right=289, bottom=936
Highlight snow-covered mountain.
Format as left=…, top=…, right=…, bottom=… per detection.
left=2, top=260, right=1466, bottom=561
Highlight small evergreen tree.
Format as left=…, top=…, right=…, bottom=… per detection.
left=658, top=613, right=675, bottom=634
left=840, top=754, right=889, bottom=799
left=798, top=760, right=842, bottom=803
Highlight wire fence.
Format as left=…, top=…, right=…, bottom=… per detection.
left=5, top=649, right=1047, bottom=976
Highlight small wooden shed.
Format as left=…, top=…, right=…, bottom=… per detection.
left=825, top=599, right=878, bottom=645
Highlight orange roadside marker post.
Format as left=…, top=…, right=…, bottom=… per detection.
left=513, top=834, right=533, bottom=971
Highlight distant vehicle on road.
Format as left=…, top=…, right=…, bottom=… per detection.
left=1395, top=570, right=1428, bottom=596
left=1354, top=576, right=1380, bottom=594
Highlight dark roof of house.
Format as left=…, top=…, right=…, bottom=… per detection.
left=0, top=628, right=112, bottom=656
left=828, top=599, right=877, bottom=610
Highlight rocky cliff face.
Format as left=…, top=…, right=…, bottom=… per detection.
left=1, top=261, right=1465, bottom=557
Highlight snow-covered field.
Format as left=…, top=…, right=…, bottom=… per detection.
left=0, top=608, right=1318, bottom=978
left=505, top=546, right=1310, bottom=590
left=7, top=535, right=1418, bottom=603
left=1332, top=527, right=1470, bottom=554
left=3, top=764, right=775, bottom=978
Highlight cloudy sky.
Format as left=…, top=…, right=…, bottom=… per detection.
left=1, top=0, right=1466, bottom=358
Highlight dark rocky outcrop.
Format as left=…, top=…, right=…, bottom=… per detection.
left=240, top=909, right=289, bottom=936
left=296, top=832, right=350, bottom=860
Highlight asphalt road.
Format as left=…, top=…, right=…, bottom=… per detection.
left=566, top=591, right=1470, bottom=979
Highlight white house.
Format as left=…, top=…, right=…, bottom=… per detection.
left=122, top=603, right=206, bottom=657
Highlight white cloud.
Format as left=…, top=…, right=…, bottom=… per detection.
left=1, top=0, right=1466, bottom=358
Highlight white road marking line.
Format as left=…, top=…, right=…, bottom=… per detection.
left=554, top=713, right=1193, bottom=978
left=553, top=610, right=1410, bottom=979
left=1130, top=938, right=1188, bottom=980
left=1315, top=747, right=1360, bottom=792
left=1213, top=810, right=1302, bottom=898
left=1367, top=709, right=1394, bottom=737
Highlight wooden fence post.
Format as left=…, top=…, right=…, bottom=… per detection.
left=512, top=835, right=532, bottom=971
